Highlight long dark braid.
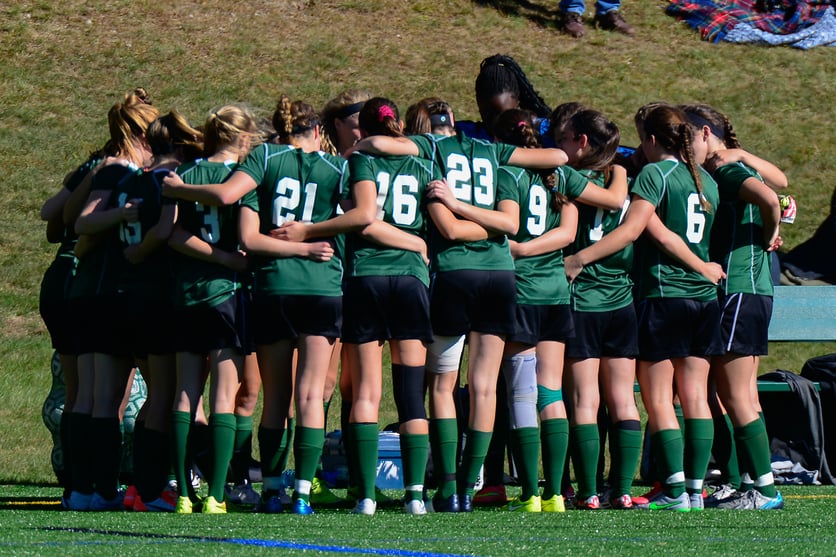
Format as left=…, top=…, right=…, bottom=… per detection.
left=475, top=54, right=551, bottom=118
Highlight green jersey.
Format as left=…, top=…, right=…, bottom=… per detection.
left=631, top=159, right=720, bottom=302
left=172, top=159, right=243, bottom=308
left=112, top=168, right=171, bottom=302
left=501, top=166, right=568, bottom=305
left=567, top=169, right=634, bottom=312
left=239, top=144, right=348, bottom=297
left=347, top=152, right=432, bottom=286
left=410, top=132, right=516, bottom=272
left=710, top=162, right=774, bottom=297
left=69, top=162, right=140, bottom=299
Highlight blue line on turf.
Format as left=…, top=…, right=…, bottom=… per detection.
left=38, top=528, right=473, bottom=557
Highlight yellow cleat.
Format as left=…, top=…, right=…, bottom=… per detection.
left=542, top=494, right=566, bottom=513
left=175, top=496, right=193, bottom=514
left=201, top=495, right=227, bottom=514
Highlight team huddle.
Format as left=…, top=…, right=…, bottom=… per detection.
left=39, top=54, right=787, bottom=515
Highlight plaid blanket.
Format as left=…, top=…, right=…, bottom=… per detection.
left=667, top=0, right=834, bottom=43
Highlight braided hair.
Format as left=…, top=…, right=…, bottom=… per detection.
left=493, top=108, right=567, bottom=212
left=272, top=95, right=320, bottom=147
left=476, top=54, right=551, bottom=118
left=680, top=103, right=741, bottom=149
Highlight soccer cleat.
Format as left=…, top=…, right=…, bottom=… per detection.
left=717, top=489, right=783, bottom=510
left=632, top=482, right=662, bottom=506
left=66, top=491, right=93, bottom=511
left=704, top=484, right=739, bottom=508
left=608, top=494, right=634, bottom=510
left=573, top=495, right=601, bottom=510
left=310, top=477, right=343, bottom=505
left=403, top=499, right=427, bottom=515
left=459, top=494, right=474, bottom=513
left=259, top=492, right=284, bottom=514
left=144, top=487, right=178, bottom=512
left=175, top=496, right=193, bottom=514
left=352, top=498, right=377, bottom=515
left=635, top=490, right=690, bottom=512
left=201, top=495, right=227, bottom=514
left=123, top=485, right=138, bottom=510
left=292, top=498, right=314, bottom=515
left=542, top=494, right=566, bottom=513
left=689, top=492, right=704, bottom=511
left=505, top=495, right=542, bottom=513
left=225, top=481, right=261, bottom=507
left=429, top=493, right=460, bottom=513
left=473, top=484, right=507, bottom=506
left=89, top=490, right=126, bottom=511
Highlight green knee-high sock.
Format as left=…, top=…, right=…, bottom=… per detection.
left=571, top=423, right=600, bottom=499
left=350, top=423, right=379, bottom=500
left=540, top=418, right=569, bottom=500
left=68, top=413, right=94, bottom=494
left=735, top=419, right=777, bottom=498
left=400, top=432, right=429, bottom=502
left=674, top=404, right=685, bottom=432
left=258, top=425, right=284, bottom=491
left=713, top=413, right=741, bottom=488
left=608, top=420, right=642, bottom=498
left=293, top=426, right=324, bottom=503
left=510, top=427, right=540, bottom=500
left=459, top=429, right=492, bottom=497
left=651, top=428, right=685, bottom=498
left=430, top=418, right=459, bottom=499
left=230, top=415, right=254, bottom=485
left=208, top=413, right=236, bottom=501
left=171, top=411, right=192, bottom=498
left=684, top=418, right=714, bottom=495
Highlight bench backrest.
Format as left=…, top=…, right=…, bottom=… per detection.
left=769, top=285, right=836, bottom=342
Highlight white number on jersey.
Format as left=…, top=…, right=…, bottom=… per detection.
left=198, top=204, right=220, bottom=244
left=273, top=177, right=318, bottom=225
left=446, top=153, right=494, bottom=206
left=376, top=171, right=419, bottom=226
left=589, top=198, right=630, bottom=242
left=686, top=192, right=706, bottom=244
left=526, top=184, right=548, bottom=236
left=117, top=192, right=142, bottom=245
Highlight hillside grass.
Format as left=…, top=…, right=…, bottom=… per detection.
left=0, top=0, right=834, bottom=483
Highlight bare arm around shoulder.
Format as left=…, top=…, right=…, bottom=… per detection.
left=507, top=147, right=568, bottom=169
left=644, top=213, right=725, bottom=284
left=162, top=170, right=257, bottom=206
left=564, top=195, right=656, bottom=282
left=510, top=200, right=578, bottom=258
left=426, top=179, right=519, bottom=235
left=348, top=136, right=420, bottom=158
left=42, top=186, right=72, bottom=243
left=706, top=149, right=788, bottom=190
left=575, top=165, right=629, bottom=211
left=168, top=225, right=249, bottom=271
left=359, top=220, right=429, bottom=264
left=739, top=176, right=782, bottom=251
left=75, top=189, right=139, bottom=235
left=238, top=206, right=334, bottom=261
left=427, top=200, right=490, bottom=242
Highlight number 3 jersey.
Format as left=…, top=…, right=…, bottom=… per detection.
left=410, top=132, right=516, bottom=273
left=172, top=159, right=243, bottom=308
left=239, top=144, right=349, bottom=298
left=347, top=152, right=432, bottom=287
left=631, top=159, right=719, bottom=302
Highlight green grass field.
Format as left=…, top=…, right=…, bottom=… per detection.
left=2, top=485, right=836, bottom=556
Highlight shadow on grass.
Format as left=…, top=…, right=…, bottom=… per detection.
left=474, top=0, right=560, bottom=28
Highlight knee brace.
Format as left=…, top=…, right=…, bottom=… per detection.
left=537, top=385, right=563, bottom=413
left=502, top=354, right=539, bottom=429
left=425, top=334, right=465, bottom=374
left=391, top=364, right=427, bottom=422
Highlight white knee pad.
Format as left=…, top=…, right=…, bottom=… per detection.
left=425, top=334, right=465, bottom=374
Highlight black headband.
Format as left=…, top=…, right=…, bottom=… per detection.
left=430, top=113, right=453, bottom=128
left=686, top=114, right=725, bottom=140
left=335, top=102, right=364, bottom=120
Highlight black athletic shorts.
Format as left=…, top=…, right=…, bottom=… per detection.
left=636, top=297, right=723, bottom=361
left=565, top=304, right=639, bottom=359
left=176, top=292, right=250, bottom=354
left=251, top=294, right=342, bottom=345
left=430, top=269, right=516, bottom=336
left=508, top=303, right=574, bottom=346
left=718, top=292, right=772, bottom=356
left=342, top=275, right=433, bottom=344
